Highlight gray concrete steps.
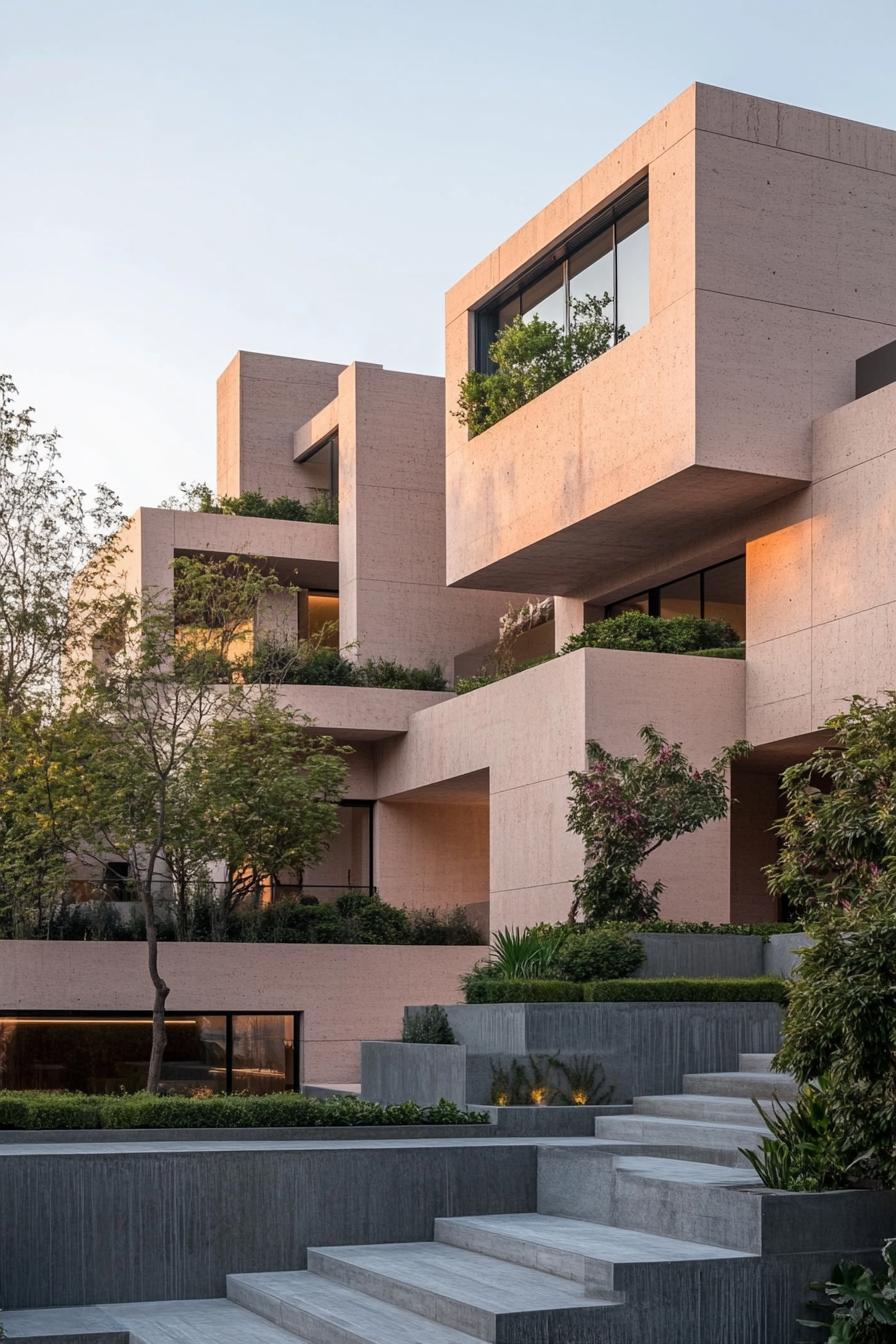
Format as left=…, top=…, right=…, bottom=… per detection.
left=595, top=1112, right=769, bottom=1152
left=738, top=1053, right=776, bottom=1073
left=304, top=1241, right=621, bottom=1340
left=111, top=1297, right=313, bottom=1343
left=228, top=1270, right=484, bottom=1344
left=683, top=1071, right=799, bottom=1102
left=433, top=1211, right=752, bottom=1290
left=634, top=1093, right=771, bottom=1123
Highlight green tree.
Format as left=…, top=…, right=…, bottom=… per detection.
left=54, top=557, right=346, bottom=1091
left=0, top=374, right=124, bottom=713
left=767, top=693, right=896, bottom=917
left=188, top=694, right=348, bottom=936
left=567, top=725, right=750, bottom=923
left=455, top=294, right=617, bottom=437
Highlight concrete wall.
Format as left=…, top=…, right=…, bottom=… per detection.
left=0, top=1139, right=535, bottom=1309
left=444, top=84, right=896, bottom=595
left=634, top=933, right=764, bottom=979
left=332, top=360, right=539, bottom=676
left=747, top=381, right=896, bottom=744
left=377, top=646, right=746, bottom=929
left=0, top=943, right=481, bottom=1084
left=374, top=798, right=489, bottom=911
left=443, top=1001, right=782, bottom=1103
left=360, top=1041, right=467, bottom=1106
left=216, top=351, right=344, bottom=500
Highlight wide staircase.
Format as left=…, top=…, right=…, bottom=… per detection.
left=4, top=1055, right=797, bottom=1344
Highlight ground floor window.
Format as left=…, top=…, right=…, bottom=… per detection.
left=0, top=1011, right=301, bottom=1095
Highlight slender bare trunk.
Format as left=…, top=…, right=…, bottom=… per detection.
left=142, top=882, right=169, bottom=1093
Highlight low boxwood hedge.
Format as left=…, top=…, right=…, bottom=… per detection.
left=464, top=978, right=585, bottom=1004
left=463, top=976, right=789, bottom=1004
left=0, top=1091, right=488, bottom=1131
left=584, top=977, right=789, bottom=1003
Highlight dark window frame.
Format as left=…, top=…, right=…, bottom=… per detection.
left=607, top=555, right=746, bottom=630
left=0, top=1009, right=303, bottom=1093
left=475, top=178, right=648, bottom=373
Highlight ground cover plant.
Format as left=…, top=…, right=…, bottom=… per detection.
left=0, top=1090, right=487, bottom=1130
left=560, top=611, right=743, bottom=657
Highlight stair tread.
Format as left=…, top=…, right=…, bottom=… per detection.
left=310, top=1241, right=618, bottom=1311
left=109, top=1298, right=311, bottom=1343
left=436, top=1213, right=753, bottom=1263
left=612, top=1153, right=762, bottom=1184
left=685, top=1071, right=794, bottom=1085
left=229, top=1270, right=499, bottom=1342
left=622, top=1106, right=769, bottom=1130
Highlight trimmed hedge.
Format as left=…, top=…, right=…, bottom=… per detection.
left=688, top=646, right=745, bottom=660
left=463, top=976, right=789, bottom=1004
left=584, top=977, right=789, bottom=1003
left=464, top=978, right=585, bottom=1004
left=621, top=920, right=800, bottom=939
left=0, top=1091, right=488, bottom=1131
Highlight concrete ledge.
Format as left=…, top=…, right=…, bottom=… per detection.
left=477, top=1105, right=631, bottom=1136
left=0, top=1121, right=496, bottom=1145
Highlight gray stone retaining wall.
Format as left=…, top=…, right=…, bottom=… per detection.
left=633, top=930, right=810, bottom=978
left=0, top=1138, right=535, bottom=1309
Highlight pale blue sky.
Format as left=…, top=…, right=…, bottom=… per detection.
left=2, top=0, right=895, bottom=511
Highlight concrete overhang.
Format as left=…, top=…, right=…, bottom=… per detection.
left=271, top=684, right=454, bottom=741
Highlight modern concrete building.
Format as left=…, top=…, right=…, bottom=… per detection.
left=4, top=82, right=896, bottom=1087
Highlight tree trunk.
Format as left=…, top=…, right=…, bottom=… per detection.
left=142, top=886, right=170, bottom=1093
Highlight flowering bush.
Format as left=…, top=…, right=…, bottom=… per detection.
left=567, top=725, right=750, bottom=923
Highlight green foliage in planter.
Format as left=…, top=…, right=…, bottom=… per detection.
left=456, top=294, right=617, bottom=437
left=335, top=888, right=411, bottom=943
left=454, top=655, right=556, bottom=696
left=774, top=899, right=896, bottom=1190
left=583, top=977, right=789, bottom=1002
left=741, top=1078, right=849, bottom=1193
left=234, top=898, right=349, bottom=943
left=464, top=977, right=585, bottom=1004
left=567, top=724, right=750, bottom=923
left=488, top=1053, right=613, bottom=1106
left=402, top=1005, right=456, bottom=1044
left=245, top=641, right=447, bottom=691
left=552, top=926, right=644, bottom=982
left=489, top=924, right=569, bottom=978
left=406, top=906, right=483, bottom=945
left=687, top=646, right=746, bottom=659
left=620, top=919, right=800, bottom=938
left=172, top=481, right=339, bottom=525
left=799, top=1238, right=896, bottom=1341
left=561, top=611, right=742, bottom=656
left=231, top=891, right=482, bottom=946
left=0, top=1090, right=488, bottom=1130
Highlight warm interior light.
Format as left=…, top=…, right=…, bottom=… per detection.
left=0, top=1018, right=198, bottom=1026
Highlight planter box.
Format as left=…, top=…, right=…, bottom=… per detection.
left=0, top=1121, right=496, bottom=1145
left=632, top=931, right=812, bottom=979
left=360, top=1041, right=467, bottom=1106
left=442, top=1000, right=783, bottom=1103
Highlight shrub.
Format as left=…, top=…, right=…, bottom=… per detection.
left=172, top=481, right=338, bottom=525
left=561, top=611, right=742, bottom=656
left=335, top=889, right=411, bottom=943
left=584, top=977, right=789, bottom=1002
left=406, top=906, right=483, bottom=945
left=234, top=899, right=348, bottom=943
left=402, top=1005, right=456, bottom=1044
left=774, top=900, right=896, bottom=1190
left=741, top=1077, right=848, bottom=1193
left=464, top=977, right=585, bottom=1004
left=623, top=919, right=799, bottom=938
left=456, top=294, right=616, bottom=437
left=800, top=1238, right=896, bottom=1340
left=488, top=1053, right=613, bottom=1106
left=567, top=724, right=750, bottom=923
left=489, top=924, right=568, bottom=978
left=688, top=646, right=745, bottom=660
left=0, top=1091, right=488, bottom=1130
left=358, top=658, right=447, bottom=692
left=552, top=927, right=644, bottom=982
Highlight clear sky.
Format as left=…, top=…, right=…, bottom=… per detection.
left=3, top=0, right=896, bottom=512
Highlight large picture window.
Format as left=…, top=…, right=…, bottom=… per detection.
left=606, top=556, right=746, bottom=639
left=0, top=1011, right=301, bottom=1095
left=476, top=180, right=648, bottom=372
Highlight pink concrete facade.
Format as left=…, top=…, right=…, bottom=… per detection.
left=39, top=85, right=896, bottom=1077
left=0, top=942, right=481, bottom=1083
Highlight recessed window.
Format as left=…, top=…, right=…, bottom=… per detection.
left=607, top=556, right=745, bottom=638
left=307, top=592, right=339, bottom=647
left=476, top=181, right=648, bottom=373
